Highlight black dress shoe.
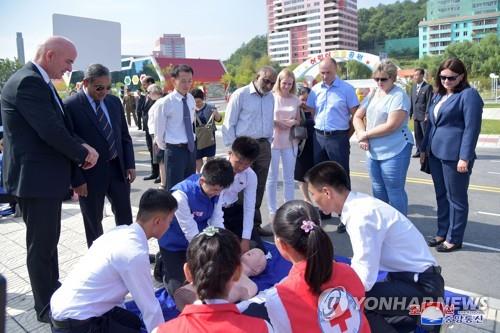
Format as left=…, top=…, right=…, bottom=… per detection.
left=336, top=223, right=346, bottom=234
left=412, top=152, right=421, bottom=158
left=437, top=243, right=462, bottom=252
left=427, top=237, right=445, bottom=247
left=154, top=177, right=161, bottom=184
left=143, top=174, right=158, bottom=181
left=255, top=226, right=273, bottom=237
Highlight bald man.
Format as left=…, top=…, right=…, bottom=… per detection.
left=1, top=36, right=99, bottom=323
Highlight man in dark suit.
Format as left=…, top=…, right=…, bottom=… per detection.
left=0, top=36, right=99, bottom=322
left=65, top=64, right=136, bottom=247
left=410, top=68, right=433, bottom=157
left=137, top=76, right=159, bottom=181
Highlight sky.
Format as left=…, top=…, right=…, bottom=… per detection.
left=0, top=0, right=405, bottom=62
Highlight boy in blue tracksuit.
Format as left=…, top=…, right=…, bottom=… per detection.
left=158, top=158, right=234, bottom=296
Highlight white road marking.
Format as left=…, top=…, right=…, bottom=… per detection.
left=478, top=211, right=500, bottom=217
left=462, top=242, right=500, bottom=252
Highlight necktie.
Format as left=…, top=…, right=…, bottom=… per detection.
left=182, top=97, right=195, bottom=152
left=48, top=81, right=65, bottom=114
left=95, top=100, right=118, bottom=160
left=417, top=84, right=421, bottom=95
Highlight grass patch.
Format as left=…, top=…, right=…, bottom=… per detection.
left=484, top=103, right=500, bottom=108
left=407, top=119, right=500, bottom=134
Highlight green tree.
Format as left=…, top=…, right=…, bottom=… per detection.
left=358, top=0, right=426, bottom=53
left=0, top=58, right=22, bottom=93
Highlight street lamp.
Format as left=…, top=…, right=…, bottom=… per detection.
left=489, top=73, right=499, bottom=103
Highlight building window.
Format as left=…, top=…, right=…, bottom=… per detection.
left=423, top=35, right=427, bottom=40
left=423, top=43, right=427, bottom=48
left=456, top=32, right=460, bottom=37
left=464, top=31, right=468, bottom=36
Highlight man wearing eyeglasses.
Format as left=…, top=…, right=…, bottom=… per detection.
left=222, top=66, right=277, bottom=237
left=64, top=63, right=136, bottom=247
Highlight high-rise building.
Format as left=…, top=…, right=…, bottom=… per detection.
left=419, top=0, right=500, bottom=57
left=153, top=34, right=186, bottom=58
left=16, top=32, right=25, bottom=65
left=266, top=0, right=358, bottom=66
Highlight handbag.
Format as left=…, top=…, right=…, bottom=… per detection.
left=195, top=113, right=216, bottom=150
left=290, top=109, right=308, bottom=141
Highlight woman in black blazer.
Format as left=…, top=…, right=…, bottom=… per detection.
left=420, top=58, right=483, bottom=252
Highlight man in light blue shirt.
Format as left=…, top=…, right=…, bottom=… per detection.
left=306, top=57, right=359, bottom=180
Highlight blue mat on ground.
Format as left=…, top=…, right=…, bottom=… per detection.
left=125, top=242, right=466, bottom=333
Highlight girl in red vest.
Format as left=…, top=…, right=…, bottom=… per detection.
left=265, top=200, right=371, bottom=333
left=153, top=227, right=272, bottom=333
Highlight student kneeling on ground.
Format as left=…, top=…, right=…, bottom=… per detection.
left=305, top=161, right=444, bottom=333
left=211, top=136, right=265, bottom=253
left=158, top=158, right=234, bottom=296
left=50, top=189, right=178, bottom=333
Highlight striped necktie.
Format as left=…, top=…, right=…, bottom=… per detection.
left=182, top=97, right=195, bottom=152
left=95, top=100, right=118, bottom=160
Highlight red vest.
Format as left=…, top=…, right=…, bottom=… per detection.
left=156, top=303, right=268, bottom=333
left=276, top=261, right=371, bottom=333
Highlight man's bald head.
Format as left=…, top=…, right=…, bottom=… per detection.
left=34, top=36, right=77, bottom=80
left=318, top=57, right=337, bottom=86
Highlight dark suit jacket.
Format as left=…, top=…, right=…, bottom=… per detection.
left=0, top=62, right=87, bottom=198
left=421, top=87, right=483, bottom=162
left=410, top=81, right=433, bottom=121
left=64, top=91, right=135, bottom=192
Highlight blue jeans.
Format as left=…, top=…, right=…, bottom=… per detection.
left=367, top=144, right=412, bottom=215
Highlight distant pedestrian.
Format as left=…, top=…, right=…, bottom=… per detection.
left=122, top=88, right=138, bottom=127
left=410, top=68, right=433, bottom=157
left=191, top=88, right=221, bottom=173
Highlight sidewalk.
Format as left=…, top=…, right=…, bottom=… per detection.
left=1, top=201, right=500, bottom=332
left=0, top=202, right=159, bottom=333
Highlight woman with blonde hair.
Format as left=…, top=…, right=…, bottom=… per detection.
left=266, top=69, right=302, bottom=218
left=353, top=61, right=413, bottom=215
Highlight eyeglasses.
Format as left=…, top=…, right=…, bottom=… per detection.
left=95, top=85, right=112, bottom=91
left=263, top=78, right=276, bottom=86
left=439, top=75, right=459, bottom=81
left=373, top=77, right=389, bottom=82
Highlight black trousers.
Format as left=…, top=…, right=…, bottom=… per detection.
left=414, top=119, right=427, bottom=153
left=51, top=306, right=141, bottom=333
left=164, top=145, right=195, bottom=190
left=223, top=203, right=265, bottom=252
left=79, top=159, right=133, bottom=247
left=145, top=128, right=158, bottom=177
left=160, top=248, right=187, bottom=297
left=365, top=267, right=445, bottom=333
left=250, top=140, right=271, bottom=227
left=17, top=197, right=63, bottom=318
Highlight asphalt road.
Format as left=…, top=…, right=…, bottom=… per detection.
left=128, top=127, right=500, bottom=300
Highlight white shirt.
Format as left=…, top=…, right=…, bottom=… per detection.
left=433, top=93, right=453, bottom=119
left=211, top=167, right=258, bottom=240
left=341, top=191, right=438, bottom=291
left=83, top=88, right=112, bottom=126
left=32, top=61, right=64, bottom=114
left=148, top=100, right=161, bottom=136
left=222, top=82, right=274, bottom=146
left=155, top=90, right=195, bottom=149
left=50, top=223, right=164, bottom=333
left=172, top=190, right=225, bottom=243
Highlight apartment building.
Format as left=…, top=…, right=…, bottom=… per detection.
left=267, top=0, right=358, bottom=66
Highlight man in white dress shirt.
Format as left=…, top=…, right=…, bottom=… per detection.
left=222, top=66, right=277, bottom=237
left=50, top=189, right=178, bottom=333
left=155, top=64, right=196, bottom=190
left=305, top=161, right=444, bottom=333
left=211, top=136, right=263, bottom=253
